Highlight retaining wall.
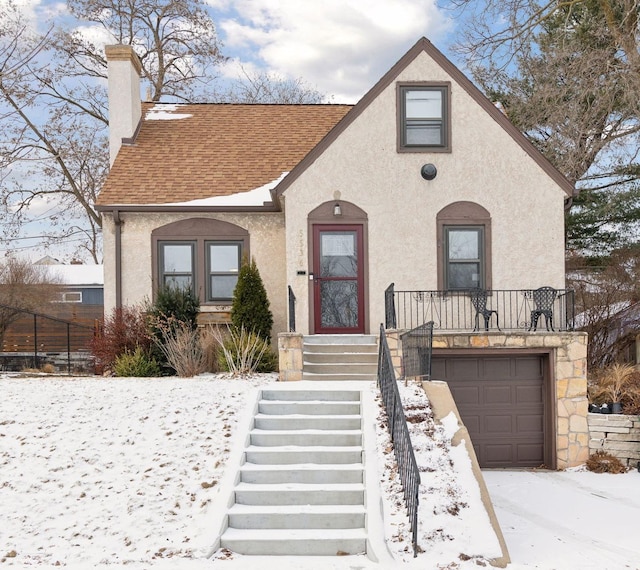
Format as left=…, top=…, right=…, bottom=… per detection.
left=587, top=413, right=640, bottom=468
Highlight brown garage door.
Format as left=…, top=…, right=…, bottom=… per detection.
left=431, top=354, right=546, bottom=468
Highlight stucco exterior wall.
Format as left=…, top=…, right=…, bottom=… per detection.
left=102, top=211, right=287, bottom=339
left=282, top=51, right=567, bottom=335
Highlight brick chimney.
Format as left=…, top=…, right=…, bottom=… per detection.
left=105, top=45, right=142, bottom=167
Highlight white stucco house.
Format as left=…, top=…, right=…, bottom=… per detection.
left=97, top=38, right=589, bottom=469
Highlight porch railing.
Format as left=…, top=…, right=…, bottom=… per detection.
left=377, top=324, right=420, bottom=557
left=287, top=285, right=296, bottom=332
left=401, top=321, right=434, bottom=380
left=385, top=285, right=575, bottom=332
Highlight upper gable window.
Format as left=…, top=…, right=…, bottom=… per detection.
left=398, top=83, right=450, bottom=152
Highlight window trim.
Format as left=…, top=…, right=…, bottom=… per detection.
left=60, top=291, right=83, bottom=303
left=437, top=202, right=492, bottom=291
left=444, top=226, right=484, bottom=290
left=158, top=240, right=196, bottom=294
left=206, top=240, right=243, bottom=302
left=151, top=218, right=249, bottom=306
left=397, top=82, right=451, bottom=153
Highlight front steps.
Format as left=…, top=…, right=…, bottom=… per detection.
left=302, top=335, right=378, bottom=381
left=219, top=387, right=370, bottom=557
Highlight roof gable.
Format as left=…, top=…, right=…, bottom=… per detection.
left=275, top=37, right=574, bottom=199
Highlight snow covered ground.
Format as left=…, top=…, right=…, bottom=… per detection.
left=1, top=373, right=639, bottom=569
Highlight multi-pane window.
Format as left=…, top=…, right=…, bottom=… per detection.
left=400, top=85, right=448, bottom=149
left=444, top=226, right=484, bottom=290
left=207, top=241, right=242, bottom=301
left=158, top=239, right=243, bottom=302
left=159, top=242, right=195, bottom=291
left=153, top=218, right=249, bottom=306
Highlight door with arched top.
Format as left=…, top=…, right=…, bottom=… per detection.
left=312, top=224, right=365, bottom=334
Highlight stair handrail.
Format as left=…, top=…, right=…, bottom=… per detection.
left=377, top=323, right=420, bottom=557
left=288, top=285, right=296, bottom=332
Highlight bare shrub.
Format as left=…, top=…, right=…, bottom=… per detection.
left=90, top=305, right=151, bottom=373
left=200, top=326, right=222, bottom=373
left=0, top=258, right=62, bottom=346
left=153, top=319, right=206, bottom=377
left=211, top=325, right=276, bottom=375
left=589, top=363, right=636, bottom=405
left=585, top=450, right=627, bottom=474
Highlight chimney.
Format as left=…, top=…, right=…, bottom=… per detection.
left=105, top=45, right=142, bottom=167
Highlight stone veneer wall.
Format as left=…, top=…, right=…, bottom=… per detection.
left=587, top=413, right=640, bottom=468
left=386, top=331, right=589, bottom=469
left=277, top=330, right=589, bottom=469
left=278, top=333, right=304, bottom=382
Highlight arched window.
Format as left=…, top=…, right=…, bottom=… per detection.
left=152, top=218, right=249, bottom=304
left=437, top=202, right=492, bottom=291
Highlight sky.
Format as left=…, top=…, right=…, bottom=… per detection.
left=0, top=0, right=463, bottom=263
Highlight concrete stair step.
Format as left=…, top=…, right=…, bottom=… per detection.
left=227, top=504, right=366, bottom=529
left=303, top=343, right=377, bottom=354
left=304, top=352, right=378, bottom=364
left=250, top=429, right=362, bottom=447
left=244, top=446, right=363, bottom=465
left=258, top=400, right=361, bottom=415
left=240, top=463, right=363, bottom=484
left=303, top=335, right=376, bottom=345
left=260, top=389, right=361, bottom=402
left=234, top=482, right=365, bottom=505
left=303, top=362, right=378, bottom=375
left=301, top=372, right=377, bottom=381
left=220, top=528, right=367, bottom=556
left=254, top=413, right=361, bottom=431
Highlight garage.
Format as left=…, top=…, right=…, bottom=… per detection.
left=431, top=353, right=551, bottom=468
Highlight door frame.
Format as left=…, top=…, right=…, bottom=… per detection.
left=311, top=224, right=365, bottom=334
left=306, top=200, right=370, bottom=334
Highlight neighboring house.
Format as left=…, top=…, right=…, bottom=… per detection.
left=1, top=263, right=103, bottom=369
left=97, top=39, right=588, bottom=469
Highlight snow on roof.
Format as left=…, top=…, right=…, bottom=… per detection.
left=145, top=103, right=193, bottom=121
left=41, top=264, right=104, bottom=286
left=159, top=172, right=289, bottom=207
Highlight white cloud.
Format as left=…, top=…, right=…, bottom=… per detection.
left=209, top=0, right=452, bottom=102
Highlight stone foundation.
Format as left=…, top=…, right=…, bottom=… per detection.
left=277, top=333, right=303, bottom=381
left=392, top=330, right=589, bottom=469
left=587, top=413, right=640, bottom=468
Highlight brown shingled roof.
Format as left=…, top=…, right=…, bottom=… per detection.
left=97, top=103, right=352, bottom=207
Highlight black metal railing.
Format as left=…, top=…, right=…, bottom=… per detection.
left=0, top=303, right=97, bottom=374
left=288, top=285, right=296, bottom=332
left=385, top=283, right=397, bottom=329
left=377, top=324, right=420, bottom=557
left=385, top=285, right=575, bottom=332
left=401, top=321, right=434, bottom=380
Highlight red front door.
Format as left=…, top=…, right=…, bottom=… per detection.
left=312, top=225, right=365, bottom=334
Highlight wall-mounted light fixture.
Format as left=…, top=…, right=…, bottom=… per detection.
left=333, top=202, right=342, bottom=216
left=421, top=163, right=437, bottom=181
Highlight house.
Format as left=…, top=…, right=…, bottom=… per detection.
left=1, top=262, right=103, bottom=371
left=97, top=39, right=588, bottom=469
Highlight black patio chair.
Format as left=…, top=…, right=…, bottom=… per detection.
left=470, top=288, right=500, bottom=331
left=529, top=286, right=557, bottom=331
